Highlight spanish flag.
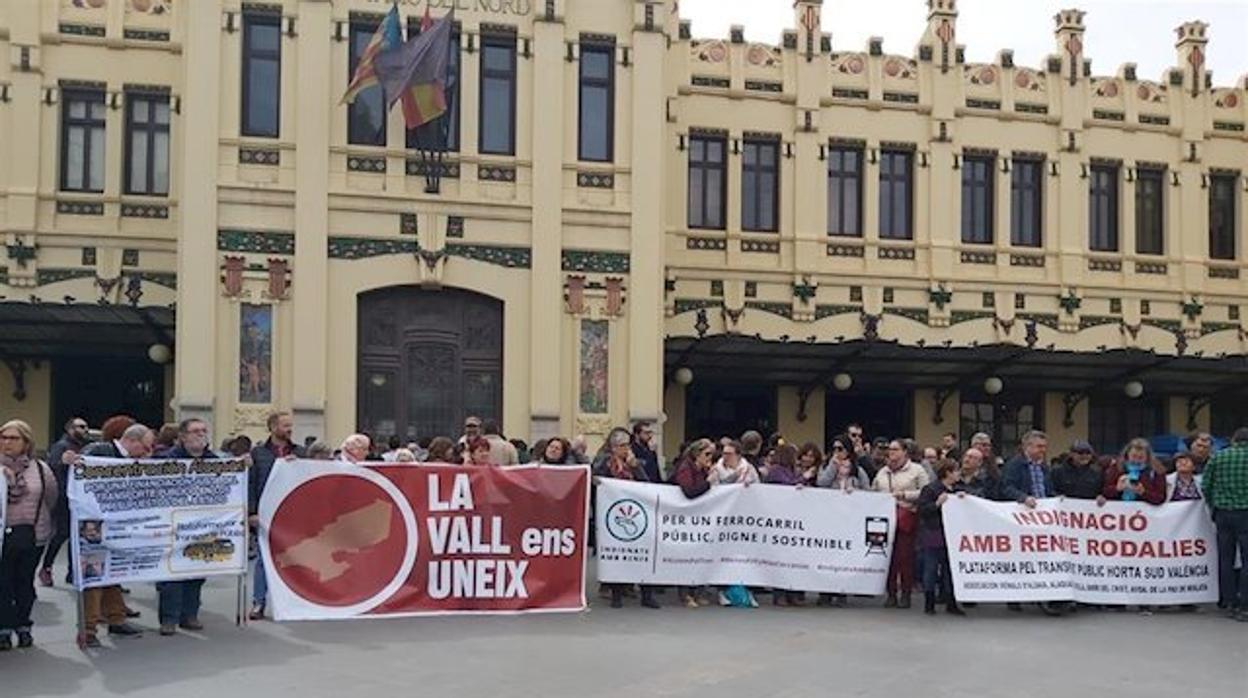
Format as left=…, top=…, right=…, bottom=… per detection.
left=374, top=8, right=454, bottom=130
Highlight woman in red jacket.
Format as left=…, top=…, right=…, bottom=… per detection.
left=1100, top=438, right=1166, bottom=505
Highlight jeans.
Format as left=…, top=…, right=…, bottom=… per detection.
left=157, top=579, right=205, bottom=625
left=920, top=546, right=953, bottom=603
left=0, top=541, right=43, bottom=632
left=252, top=557, right=268, bottom=606
left=1215, top=508, right=1248, bottom=610
left=887, top=529, right=916, bottom=595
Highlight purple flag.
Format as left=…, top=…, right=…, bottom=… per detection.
left=374, top=9, right=454, bottom=112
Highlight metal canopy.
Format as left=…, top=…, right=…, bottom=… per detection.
left=0, top=302, right=175, bottom=359
left=664, top=335, right=1248, bottom=397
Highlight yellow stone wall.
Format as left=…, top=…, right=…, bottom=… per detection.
left=0, top=0, right=1246, bottom=455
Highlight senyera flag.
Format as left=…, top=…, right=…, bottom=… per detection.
left=258, top=461, right=589, bottom=620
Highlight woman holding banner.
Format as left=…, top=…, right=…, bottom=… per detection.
left=1102, top=438, right=1166, bottom=505
left=0, top=419, right=59, bottom=650
left=764, top=445, right=809, bottom=606
left=593, top=429, right=661, bottom=609
left=674, top=439, right=716, bottom=608
left=873, top=440, right=930, bottom=609
left=815, top=435, right=870, bottom=607
left=917, top=459, right=965, bottom=616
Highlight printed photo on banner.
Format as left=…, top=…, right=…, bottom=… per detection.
left=68, top=457, right=249, bottom=589
left=596, top=479, right=896, bottom=596
left=258, top=462, right=590, bottom=621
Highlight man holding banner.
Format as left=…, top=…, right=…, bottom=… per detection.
left=71, top=423, right=249, bottom=647
left=76, top=424, right=154, bottom=646
left=153, top=418, right=226, bottom=637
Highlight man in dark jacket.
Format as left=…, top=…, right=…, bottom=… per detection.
left=39, top=416, right=92, bottom=586
left=630, top=421, right=661, bottom=484
left=1051, top=440, right=1102, bottom=500
left=249, top=411, right=303, bottom=620
left=154, top=419, right=224, bottom=636
left=1001, top=430, right=1054, bottom=507
left=79, top=424, right=153, bottom=645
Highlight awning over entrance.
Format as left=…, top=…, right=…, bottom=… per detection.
left=664, top=335, right=1248, bottom=398
left=0, top=302, right=174, bottom=359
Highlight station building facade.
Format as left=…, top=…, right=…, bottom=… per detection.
left=1, top=0, right=1246, bottom=458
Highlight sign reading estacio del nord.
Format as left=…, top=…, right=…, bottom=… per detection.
left=368, top=0, right=534, bottom=16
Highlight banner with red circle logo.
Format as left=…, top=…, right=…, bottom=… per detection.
left=258, top=462, right=589, bottom=620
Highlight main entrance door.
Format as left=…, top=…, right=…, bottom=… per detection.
left=357, top=287, right=503, bottom=442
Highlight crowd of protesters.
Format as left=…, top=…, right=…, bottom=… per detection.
left=2, top=412, right=1246, bottom=651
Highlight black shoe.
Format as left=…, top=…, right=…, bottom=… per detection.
left=963, top=602, right=979, bottom=608
left=640, top=594, right=661, bottom=609
left=1235, top=611, right=1248, bottom=623
left=108, top=623, right=143, bottom=637
left=947, top=604, right=967, bottom=616
left=125, top=608, right=141, bottom=619
left=0, top=634, right=11, bottom=651
left=924, top=593, right=936, bottom=615
left=16, top=630, right=32, bottom=648
left=898, top=593, right=912, bottom=610
left=884, top=594, right=898, bottom=608
left=83, top=634, right=102, bottom=649
left=120, top=587, right=131, bottom=595
left=610, top=590, right=623, bottom=609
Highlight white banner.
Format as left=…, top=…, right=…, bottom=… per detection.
left=943, top=496, right=1218, bottom=604
left=69, top=457, right=249, bottom=589
left=596, top=480, right=896, bottom=595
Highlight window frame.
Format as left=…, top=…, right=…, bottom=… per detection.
left=240, top=11, right=281, bottom=139
left=741, top=136, right=780, bottom=233
left=687, top=133, right=727, bottom=230
left=1209, top=172, right=1239, bottom=261
left=878, top=149, right=914, bottom=240
left=478, top=32, right=518, bottom=156
left=1089, top=163, right=1120, bottom=252
left=1134, top=166, right=1166, bottom=256
left=577, top=41, right=615, bottom=163
left=123, top=91, right=171, bottom=197
left=1009, top=157, right=1044, bottom=247
left=960, top=153, right=996, bottom=244
left=826, top=144, right=863, bottom=237
left=59, top=88, right=107, bottom=193
left=405, top=19, right=461, bottom=153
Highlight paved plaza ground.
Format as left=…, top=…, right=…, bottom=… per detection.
left=1, top=575, right=1244, bottom=698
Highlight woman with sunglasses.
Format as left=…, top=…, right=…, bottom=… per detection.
left=813, top=434, right=871, bottom=607
left=817, top=435, right=871, bottom=491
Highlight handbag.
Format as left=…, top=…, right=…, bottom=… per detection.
left=895, top=506, right=917, bottom=535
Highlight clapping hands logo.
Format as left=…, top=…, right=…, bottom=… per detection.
left=605, top=499, right=648, bottom=542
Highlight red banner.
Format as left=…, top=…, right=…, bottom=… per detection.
left=258, top=462, right=589, bottom=620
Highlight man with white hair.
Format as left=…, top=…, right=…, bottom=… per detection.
left=339, top=434, right=371, bottom=464
left=77, top=423, right=154, bottom=646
